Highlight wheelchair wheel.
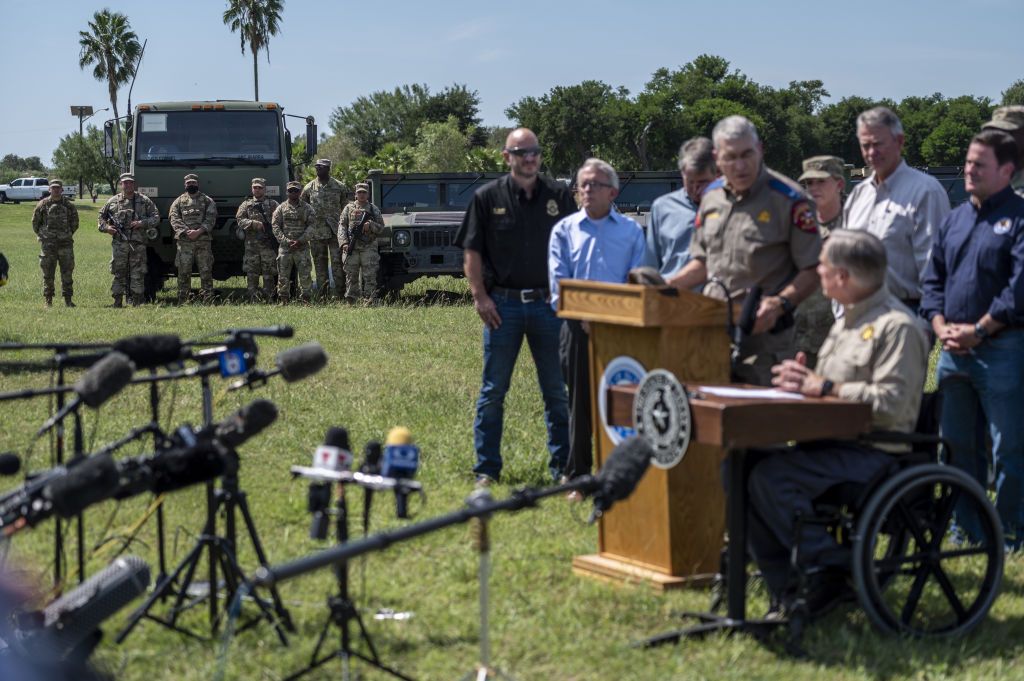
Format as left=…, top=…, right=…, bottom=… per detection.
left=851, top=464, right=1003, bottom=637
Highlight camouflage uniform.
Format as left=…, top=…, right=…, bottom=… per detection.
left=235, top=188, right=280, bottom=301
left=100, top=190, right=160, bottom=303
left=692, top=166, right=822, bottom=385
left=301, top=167, right=347, bottom=298
left=32, top=188, right=78, bottom=304
left=272, top=190, right=316, bottom=302
left=338, top=192, right=384, bottom=301
left=169, top=183, right=217, bottom=302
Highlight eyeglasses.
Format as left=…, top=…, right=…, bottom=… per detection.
left=286, top=188, right=300, bottom=193
left=505, top=146, right=541, bottom=158
left=579, top=180, right=614, bottom=191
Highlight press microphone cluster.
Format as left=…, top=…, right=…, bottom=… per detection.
left=257, top=436, right=652, bottom=587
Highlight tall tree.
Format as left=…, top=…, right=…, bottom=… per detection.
left=78, top=9, right=142, bottom=168
left=223, top=0, right=284, bottom=101
left=1002, top=79, right=1024, bottom=106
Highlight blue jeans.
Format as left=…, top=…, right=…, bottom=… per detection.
left=473, top=295, right=569, bottom=482
left=937, top=330, right=1024, bottom=547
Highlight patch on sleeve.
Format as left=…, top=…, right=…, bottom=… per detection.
left=792, top=201, right=819, bottom=234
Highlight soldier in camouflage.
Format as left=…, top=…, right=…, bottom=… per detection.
left=235, top=177, right=280, bottom=302
left=273, top=181, right=316, bottom=304
left=301, top=158, right=347, bottom=300
left=99, top=173, right=160, bottom=307
left=169, top=173, right=217, bottom=304
left=795, top=155, right=846, bottom=366
left=338, top=183, right=385, bottom=303
left=32, top=180, right=79, bottom=307
left=982, top=106, right=1024, bottom=197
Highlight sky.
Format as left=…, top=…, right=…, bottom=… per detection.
left=1, top=0, right=1022, bottom=163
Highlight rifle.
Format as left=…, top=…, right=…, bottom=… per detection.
left=101, top=207, right=135, bottom=253
left=346, top=208, right=374, bottom=257
left=253, top=200, right=280, bottom=250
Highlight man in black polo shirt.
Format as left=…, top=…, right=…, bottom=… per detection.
left=456, top=127, right=577, bottom=485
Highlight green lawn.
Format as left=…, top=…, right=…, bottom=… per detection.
left=1, top=199, right=1022, bottom=680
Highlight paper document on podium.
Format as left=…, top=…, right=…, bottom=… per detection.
left=696, top=386, right=806, bottom=400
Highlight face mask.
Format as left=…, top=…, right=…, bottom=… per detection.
left=186, top=185, right=199, bottom=194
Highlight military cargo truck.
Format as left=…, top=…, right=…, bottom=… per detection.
left=367, top=169, right=681, bottom=296
left=104, top=100, right=316, bottom=299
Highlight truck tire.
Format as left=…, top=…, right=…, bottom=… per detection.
left=143, top=247, right=164, bottom=303
left=0, top=192, right=6, bottom=203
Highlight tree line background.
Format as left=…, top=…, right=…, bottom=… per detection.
left=7, top=54, right=1024, bottom=190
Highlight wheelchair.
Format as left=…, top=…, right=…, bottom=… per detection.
left=784, top=386, right=1004, bottom=639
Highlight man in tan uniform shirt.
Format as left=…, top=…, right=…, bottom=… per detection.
left=747, top=229, right=929, bottom=613
left=668, top=115, right=822, bottom=385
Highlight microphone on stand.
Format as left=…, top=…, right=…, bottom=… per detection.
left=308, top=427, right=352, bottom=540
left=227, top=342, right=328, bottom=391
left=382, top=428, right=419, bottom=520
left=36, top=352, right=135, bottom=437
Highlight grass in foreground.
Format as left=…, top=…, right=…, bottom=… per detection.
left=1, top=200, right=1023, bottom=680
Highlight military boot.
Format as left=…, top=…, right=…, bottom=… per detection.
left=112, top=295, right=123, bottom=308
left=131, top=296, right=142, bottom=307
left=278, top=296, right=289, bottom=306
left=44, top=295, right=53, bottom=307
left=64, top=295, right=75, bottom=308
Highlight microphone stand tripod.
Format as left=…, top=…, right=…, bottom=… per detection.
left=283, top=483, right=412, bottom=681
left=116, top=367, right=293, bottom=644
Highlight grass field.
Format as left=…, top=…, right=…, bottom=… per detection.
left=1, top=199, right=1023, bottom=680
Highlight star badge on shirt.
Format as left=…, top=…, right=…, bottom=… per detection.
left=546, top=199, right=559, bottom=217
left=757, top=210, right=770, bottom=223
left=861, top=325, right=874, bottom=341
left=994, top=218, right=1013, bottom=235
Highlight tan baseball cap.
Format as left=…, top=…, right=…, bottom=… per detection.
left=48, top=179, right=63, bottom=188
left=983, top=106, right=1024, bottom=132
left=354, top=183, right=369, bottom=193
left=286, top=180, right=302, bottom=191
left=798, top=155, right=846, bottom=182
left=314, top=158, right=332, bottom=168
left=251, top=177, right=266, bottom=187
left=184, top=173, right=199, bottom=183
left=118, top=172, right=135, bottom=183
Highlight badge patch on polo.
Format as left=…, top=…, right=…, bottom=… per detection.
left=861, top=325, right=874, bottom=341
left=757, top=210, right=771, bottom=223
left=994, top=217, right=1013, bottom=235
left=792, top=202, right=818, bottom=233
left=492, top=207, right=507, bottom=215
left=546, top=199, right=559, bottom=217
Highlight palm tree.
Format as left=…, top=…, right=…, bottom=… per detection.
left=78, top=10, right=142, bottom=168
left=223, top=0, right=285, bottom=101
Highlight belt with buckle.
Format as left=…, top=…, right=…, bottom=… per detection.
left=490, top=286, right=549, bottom=303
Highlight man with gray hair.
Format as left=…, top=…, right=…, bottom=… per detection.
left=844, top=106, right=950, bottom=312
left=644, top=137, right=717, bottom=276
left=746, top=229, right=929, bottom=615
left=668, top=115, right=823, bottom=385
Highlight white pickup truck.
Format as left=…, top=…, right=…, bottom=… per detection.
left=0, top=177, right=77, bottom=203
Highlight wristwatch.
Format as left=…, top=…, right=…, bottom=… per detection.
left=974, top=322, right=989, bottom=341
left=777, top=295, right=795, bottom=315
left=820, top=379, right=834, bottom=397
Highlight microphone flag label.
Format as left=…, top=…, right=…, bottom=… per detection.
left=632, top=369, right=691, bottom=469
left=313, top=445, right=352, bottom=472
left=219, top=348, right=249, bottom=377
left=382, top=444, right=419, bottom=478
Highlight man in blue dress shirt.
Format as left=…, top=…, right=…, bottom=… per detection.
left=921, top=129, right=1024, bottom=548
left=549, top=158, right=646, bottom=480
left=644, top=137, right=717, bottom=278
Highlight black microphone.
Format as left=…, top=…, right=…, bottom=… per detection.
left=587, top=436, right=653, bottom=523
left=211, top=399, right=278, bottom=449
left=146, top=441, right=229, bottom=494
left=223, top=325, right=294, bottom=338
left=227, top=342, right=328, bottom=391
left=61, top=335, right=184, bottom=370
left=43, top=453, right=120, bottom=518
left=40, top=555, right=151, bottom=659
left=36, top=352, right=135, bottom=437
left=738, top=285, right=762, bottom=337
left=360, top=440, right=382, bottom=534
left=0, top=453, right=21, bottom=477
left=309, top=427, right=351, bottom=540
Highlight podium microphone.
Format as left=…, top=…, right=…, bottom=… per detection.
left=36, top=352, right=135, bottom=437
left=382, top=428, right=419, bottom=519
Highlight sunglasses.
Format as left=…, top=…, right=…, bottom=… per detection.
left=579, top=180, right=614, bottom=190
left=287, top=188, right=300, bottom=193
left=505, top=146, right=541, bottom=158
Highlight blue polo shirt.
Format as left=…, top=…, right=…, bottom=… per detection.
left=921, top=185, right=1024, bottom=326
left=548, top=208, right=646, bottom=310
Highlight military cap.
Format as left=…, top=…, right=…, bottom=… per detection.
left=983, top=106, right=1024, bottom=132
left=118, top=172, right=136, bottom=183
left=251, top=177, right=267, bottom=187
left=48, top=179, right=63, bottom=188
left=354, top=182, right=370, bottom=193
left=798, top=155, right=846, bottom=182
left=286, top=180, right=302, bottom=191
left=314, top=158, right=332, bottom=168
left=184, top=173, right=200, bottom=183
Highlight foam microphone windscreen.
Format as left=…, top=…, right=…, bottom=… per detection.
left=150, top=442, right=228, bottom=493
left=361, top=441, right=382, bottom=474
left=42, top=555, right=151, bottom=658
left=593, top=436, right=653, bottom=509
left=112, top=334, right=182, bottom=369
left=0, top=453, right=21, bottom=476
left=214, top=399, right=278, bottom=449
left=738, top=285, right=763, bottom=336
left=276, top=342, right=328, bottom=382
left=44, top=453, right=120, bottom=517
left=74, top=351, right=134, bottom=408
left=325, top=426, right=350, bottom=450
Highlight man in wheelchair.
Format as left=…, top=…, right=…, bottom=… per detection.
left=747, top=230, right=931, bottom=618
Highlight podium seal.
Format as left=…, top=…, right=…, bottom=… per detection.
left=633, top=369, right=691, bottom=469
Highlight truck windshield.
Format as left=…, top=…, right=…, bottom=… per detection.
left=136, top=111, right=281, bottom=164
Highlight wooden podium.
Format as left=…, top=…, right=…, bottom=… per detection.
left=557, top=280, right=731, bottom=590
